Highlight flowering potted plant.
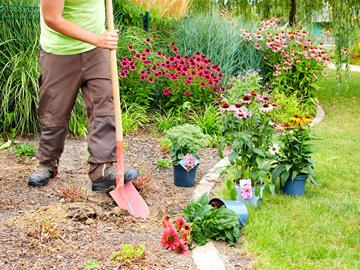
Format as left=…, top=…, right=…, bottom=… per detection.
left=218, top=84, right=280, bottom=198
left=271, top=114, right=318, bottom=196
left=165, top=124, right=210, bottom=187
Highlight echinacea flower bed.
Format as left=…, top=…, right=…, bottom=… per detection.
left=119, top=38, right=224, bottom=110
left=241, top=17, right=330, bottom=109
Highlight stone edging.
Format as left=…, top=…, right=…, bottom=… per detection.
left=191, top=104, right=325, bottom=270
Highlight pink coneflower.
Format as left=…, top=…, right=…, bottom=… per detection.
left=119, top=71, right=128, bottom=78
left=218, top=102, right=230, bottom=111
left=260, top=103, right=274, bottom=113
left=148, top=77, right=155, bottom=84
left=236, top=111, right=252, bottom=119
left=184, top=91, right=191, bottom=96
left=174, top=241, right=189, bottom=255
left=170, top=42, right=177, bottom=47
left=175, top=216, right=187, bottom=230
left=162, top=88, right=172, bottom=95
left=129, top=65, right=137, bottom=71
left=199, top=82, right=206, bottom=87
left=241, top=96, right=252, bottom=104
left=145, top=38, right=151, bottom=44
left=144, top=48, right=151, bottom=55
left=161, top=226, right=179, bottom=250
left=162, top=215, right=172, bottom=228
left=172, top=48, right=179, bottom=55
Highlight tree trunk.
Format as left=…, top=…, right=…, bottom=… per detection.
left=289, top=0, right=297, bottom=26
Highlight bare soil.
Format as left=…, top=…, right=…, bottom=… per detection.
left=0, top=132, right=225, bottom=270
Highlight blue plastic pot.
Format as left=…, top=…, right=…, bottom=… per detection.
left=282, top=174, right=308, bottom=196
left=209, top=198, right=248, bottom=226
left=173, top=164, right=198, bottom=187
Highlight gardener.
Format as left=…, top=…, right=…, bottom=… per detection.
left=28, top=0, right=139, bottom=191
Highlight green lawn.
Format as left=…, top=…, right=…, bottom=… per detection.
left=243, top=70, right=360, bottom=270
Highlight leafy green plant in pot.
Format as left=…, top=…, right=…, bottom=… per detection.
left=165, top=124, right=210, bottom=187
left=271, top=114, right=318, bottom=196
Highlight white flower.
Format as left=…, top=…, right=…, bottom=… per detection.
left=269, top=143, right=280, bottom=155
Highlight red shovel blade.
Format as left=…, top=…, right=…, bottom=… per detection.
left=110, top=182, right=150, bottom=219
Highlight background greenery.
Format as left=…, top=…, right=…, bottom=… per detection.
left=243, top=70, right=360, bottom=269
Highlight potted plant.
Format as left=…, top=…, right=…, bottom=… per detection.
left=271, top=114, right=318, bottom=196
left=165, top=124, right=210, bottom=187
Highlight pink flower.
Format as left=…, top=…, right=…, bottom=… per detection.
left=260, top=103, right=274, bottom=113
left=162, top=215, right=172, bottom=228
left=161, top=226, right=179, bottom=250
left=162, top=88, right=172, bottom=95
left=148, top=77, right=155, bottom=84
left=183, top=153, right=196, bottom=170
left=145, top=38, right=151, bottom=44
left=199, top=82, right=206, bottom=87
left=174, top=241, right=189, bottom=255
left=170, top=42, right=177, bottom=47
left=184, top=91, right=191, bottom=96
left=175, top=216, right=187, bottom=231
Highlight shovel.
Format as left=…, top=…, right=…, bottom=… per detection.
left=106, top=0, right=150, bottom=219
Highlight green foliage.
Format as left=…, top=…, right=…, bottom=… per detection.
left=159, top=137, right=172, bottom=153
left=113, top=0, right=173, bottom=33
left=189, top=105, right=222, bottom=136
left=226, top=70, right=263, bottom=103
left=122, top=104, right=149, bottom=135
left=111, top=243, right=145, bottom=264
left=15, top=143, right=36, bottom=157
left=68, top=94, right=87, bottom=137
left=272, top=119, right=318, bottom=186
left=84, top=260, right=101, bottom=270
left=174, top=13, right=262, bottom=83
left=153, top=109, right=183, bottom=132
left=165, top=124, right=210, bottom=164
left=182, top=193, right=241, bottom=246
left=270, top=90, right=314, bottom=124
left=156, top=158, right=172, bottom=169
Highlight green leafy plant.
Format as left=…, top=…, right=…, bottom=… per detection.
left=189, top=105, right=222, bottom=136
left=272, top=114, right=318, bottom=187
left=122, top=103, right=149, bottom=134
left=182, top=193, right=240, bottom=246
left=84, top=259, right=101, bottom=270
left=111, top=243, right=145, bottom=264
left=156, top=158, right=172, bottom=169
left=219, top=90, right=278, bottom=187
left=15, top=143, right=36, bottom=157
left=165, top=124, right=210, bottom=165
left=159, top=137, right=172, bottom=153
left=154, top=109, right=183, bottom=132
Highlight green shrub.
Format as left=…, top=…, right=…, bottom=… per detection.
left=15, top=143, right=36, bottom=157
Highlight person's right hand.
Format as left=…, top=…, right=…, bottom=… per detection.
left=95, top=30, right=118, bottom=50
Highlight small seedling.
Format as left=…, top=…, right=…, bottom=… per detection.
left=84, top=259, right=101, bottom=269
left=15, top=143, right=36, bottom=157
left=27, top=217, right=60, bottom=244
left=111, top=243, right=145, bottom=264
left=156, top=158, right=172, bottom=169
left=159, top=137, right=172, bottom=154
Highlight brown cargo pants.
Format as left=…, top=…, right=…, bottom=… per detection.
left=36, top=47, right=116, bottom=181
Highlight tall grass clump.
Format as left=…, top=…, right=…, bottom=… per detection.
left=174, top=13, right=262, bottom=83
left=0, top=2, right=40, bottom=134
left=0, top=2, right=88, bottom=136
left=131, top=0, right=190, bottom=18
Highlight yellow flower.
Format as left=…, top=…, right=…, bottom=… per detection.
left=303, top=115, right=312, bottom=123
left=290, top=114, right=304, bottom=125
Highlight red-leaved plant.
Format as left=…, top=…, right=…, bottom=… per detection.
left=161, top=214, right=192, bottom=255
left=119, top=39, right=224, bottom=109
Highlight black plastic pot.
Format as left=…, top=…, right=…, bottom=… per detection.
left=173, top=164, right=198, bottom=187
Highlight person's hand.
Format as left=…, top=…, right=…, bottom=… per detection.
left=95, top=30, right=118, bottom=50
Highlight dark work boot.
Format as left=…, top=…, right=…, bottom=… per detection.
left=92, top=167, right=140, bottom=192
left=28, top=161, right=58, bottom=187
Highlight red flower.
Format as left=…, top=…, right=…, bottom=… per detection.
left=145, top=38, right=151, bottom=44
left=174, top=241, right=189, bottom=255
left=170, top=42, right=177, bottom=47
left=148, top=77, right=155, bottom=84
left=199, top=82, right=206, bottom=87
left=184, top=91, right=191, bottom=96
left=162, top=215, right=172, bottom=228
left=162, top=88, right=172, bottom=95
left=161, top=226, right=179, bottom=250
left=175, top=216, right=186, bottom=230
left=144, top=48, right=151, bottom=55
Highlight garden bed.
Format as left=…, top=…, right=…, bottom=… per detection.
left=0, top=131, right=225, bottom=270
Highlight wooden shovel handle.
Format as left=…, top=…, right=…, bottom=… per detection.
left=106, top=0, right=123, bottom=142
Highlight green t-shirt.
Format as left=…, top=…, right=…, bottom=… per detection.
left=40, top=0, right=105, bottom=55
